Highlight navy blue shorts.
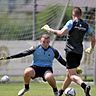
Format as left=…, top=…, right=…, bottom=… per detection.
left=30, top=65, right=53, bottom=81
left=66, top=52, right=82, bottom=69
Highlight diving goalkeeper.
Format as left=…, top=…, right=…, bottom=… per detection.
left=0, top=34, right=67, bottom=96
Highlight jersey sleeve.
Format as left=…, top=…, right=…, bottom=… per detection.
left=53, top=49, right=66, bottom=66
left=63, top=20, right=73, bottom=32
left=7, top=46, right=36, bottom=59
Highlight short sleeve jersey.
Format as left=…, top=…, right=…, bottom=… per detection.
left=63, top=19, right=93, bottom=54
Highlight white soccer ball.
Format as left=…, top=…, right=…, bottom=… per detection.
left=1, top=75, right=10, bottom=83
left=64, top=87, right=76, bottom=96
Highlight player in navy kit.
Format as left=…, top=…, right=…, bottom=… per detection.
left=41, top=7, right=95, bottom=96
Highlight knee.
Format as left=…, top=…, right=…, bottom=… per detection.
left=69, top=74, right=78, bottom=82
left=24, top=68, right=33, bottom=77
left=69, top=75, right=74, bottom=80
left=68, top=71, right=77, bottom=81
left=44, top=72, right=53, bottom=80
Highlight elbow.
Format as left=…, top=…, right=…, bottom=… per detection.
left=57, top=31, right=64, bottom=37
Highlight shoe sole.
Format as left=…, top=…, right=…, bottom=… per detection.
left=18, top=89, right=29, bottom=96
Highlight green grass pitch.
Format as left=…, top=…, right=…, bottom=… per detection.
left=0, top=82, right=96, bottom=96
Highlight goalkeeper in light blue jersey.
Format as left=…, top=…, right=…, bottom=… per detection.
left=0, top=34, right=66, bottom=96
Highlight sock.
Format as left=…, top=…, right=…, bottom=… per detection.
left=53, top=88, right=58, bottom=92
left=25, top=84, right=29, bottom=90
left=59, top=89, right=64, bottom=95
left=81, top=82, right=87, bottom=90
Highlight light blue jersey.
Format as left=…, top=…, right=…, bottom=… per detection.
left=7, top=45, right=66, bottom=67
left=32, top=45, right=55, bottom=67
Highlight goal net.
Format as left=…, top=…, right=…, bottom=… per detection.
left=0, top=0, right=69, bottom=77
left=0, top=0, right=96, bottom=83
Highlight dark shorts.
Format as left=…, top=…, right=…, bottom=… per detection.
left=30, top=65, right=53, bottom=81
left=66, top=52, right=82, bottom=69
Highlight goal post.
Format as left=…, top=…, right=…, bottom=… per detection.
left=0, top=0, right=72, bottom=77
left=93, top=8, right=96, bottom=85
left=50, top=0, right=70, bottom=46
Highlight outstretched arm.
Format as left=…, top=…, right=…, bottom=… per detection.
left=41, top=24, right=68, bottom=37
left=0, top=46, right=35, bottom=60
left=41, top=20, right=73, bottom=36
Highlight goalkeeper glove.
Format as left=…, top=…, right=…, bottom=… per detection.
left=41, top=24, right=51, bottom=32
left=85, top=47, right=94, bottom=54
left=0, top=56, right=11, bottom=60
left=0, top=57, right=7, bottom=60
left=76, top=67, right=82, bottom=74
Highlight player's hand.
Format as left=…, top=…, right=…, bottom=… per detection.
left=0, top=57, right=7, bottom=60
left=76, top=67, right=82, bottom=74
left=41, top=24, right=51, bottom=32
left=85, top=47, right=93, bottom=54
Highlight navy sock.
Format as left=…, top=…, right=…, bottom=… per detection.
left=25, top=84, right=29, bottom=90
left=81, top=82, right=87, bottom=90
left=53, top=88, right=58, bottom=92
left=59, top=89, right=64, bottom=95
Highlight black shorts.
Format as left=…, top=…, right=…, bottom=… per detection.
left=66, top=52, right=82, bottom=69
left=30, top=65, right=53, bottom=81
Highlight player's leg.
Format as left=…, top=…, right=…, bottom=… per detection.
left=58, top=74, right=71, bottom=96
left=68, top=68, right=91, bottom=96
left=18, top=67, right=35, bottom=96
left=59, top=52, right=91, bottom=96
left=68, top=52, right=91, bottom=96
left=59, top=68, right=91, bottom=96
left=44, top=71, right=58, bottom=96
left=84, top=85, right=91, bottom=96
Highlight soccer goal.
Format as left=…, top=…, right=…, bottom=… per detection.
left=0, top=0, right=96, bottom=85
left=0, top=0, right=70, bottom=79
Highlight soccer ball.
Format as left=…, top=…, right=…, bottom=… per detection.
left=1, top=75, right=10, bottom=83
left=64, top=87, right=76, bottom=96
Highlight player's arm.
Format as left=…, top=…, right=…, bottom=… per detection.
left=41, top=24, right=67, bottom=37
left=90, top=35, right=95, bottom=49
left=85, top=27, right=96, bottom=54
left=41, top=20, right=73, bottom=37
left=53, top=48, right=66, bottom=66
left=48, top=27, right=67, bottom=37
left=0, top=46, right=35, bottom=60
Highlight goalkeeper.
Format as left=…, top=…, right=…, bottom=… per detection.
left=41, top=7, right=95, bottom=96
left=0, top=34, right=67, bottom=96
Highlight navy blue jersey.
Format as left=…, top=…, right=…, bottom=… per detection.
left=63, top=19, right=93, bottom=54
